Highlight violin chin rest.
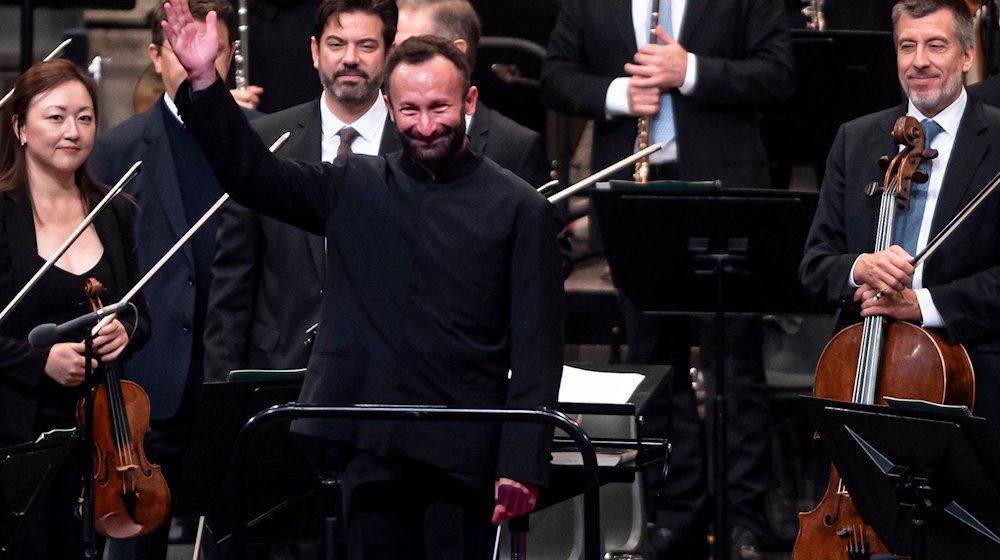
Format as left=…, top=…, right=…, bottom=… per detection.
left=96, top=512, right=146, bottom=539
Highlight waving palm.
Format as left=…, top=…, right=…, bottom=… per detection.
left=160, top=0, right=219, bottom=90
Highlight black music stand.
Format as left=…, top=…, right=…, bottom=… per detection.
left=0, top=430, right=77, bottom=556
left=802, top=397, right=1000, bottom=560
left=592, top=182, right=822, bottom=559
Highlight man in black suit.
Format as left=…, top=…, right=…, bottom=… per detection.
left=162, top=0, right=564, bottom=548
left=968, top=71, right=1000, bottom=108
left=203, top=0, right=400, bottom=382
left=86, top=1, right=258, bottom=558
left=802, top=0, right=1000, bottom=440
left=540, top=1, right=793, bottom=557
left=395, top=0, right=550, bottom=187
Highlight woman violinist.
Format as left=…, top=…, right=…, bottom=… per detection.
left=0, top=59, right=150, bottom=558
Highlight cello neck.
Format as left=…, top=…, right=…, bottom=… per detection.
left=852, top=187, right=898, bottom=404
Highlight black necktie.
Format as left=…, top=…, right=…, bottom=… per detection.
left=337, top=127, right=359, bottom=158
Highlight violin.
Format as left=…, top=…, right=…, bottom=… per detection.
left=75, top=278, right=170, bottom=539
left=792, top=116, right=975, bottom=559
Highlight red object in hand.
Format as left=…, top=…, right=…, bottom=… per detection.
left=492, top=478, right=538, bottom=525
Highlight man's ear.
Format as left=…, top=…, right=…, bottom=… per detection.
left=453, top=39, right=468, bottom=54
left=311, top=36, right=320, bottom=70
left=384, top=94, right=395, bottom=122
left=464, top=85, right=478, bottom=117
left=148, top=43, right=163, bottom=74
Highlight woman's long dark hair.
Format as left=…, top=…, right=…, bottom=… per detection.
left=0, top=59, right=104, bottom=202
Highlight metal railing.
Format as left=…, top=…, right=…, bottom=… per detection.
left=230, top=404, right=603, bottom=559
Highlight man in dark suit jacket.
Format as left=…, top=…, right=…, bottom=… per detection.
left=968, top=72, right=1000, bottom=108
left=802, top=0, right=1000, bottom=438
left=204, top=0, right=401, bottom=381
left=86, top=2, right=258, bottom=558
left=540, top=0, right=794, bottom=189
left=540, top=2, right=793, bottom=557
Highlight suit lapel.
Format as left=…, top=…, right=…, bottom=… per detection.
left=468, top=103, right=491, bottom=155
left=295, top=103, right=327, bottom=279
left=3, top=190, right=42, bottom=331
left=141, top=101, right=193, bottom=266
left=378, top=115, right=401, bottom=154
left=679, top=0, right=709, bottom=45
left=613, top=0, right=637, bottom=52
left=932, top=99, right=990, bottom=237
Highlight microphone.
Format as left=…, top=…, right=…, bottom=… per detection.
left=28, top=302, right=128, bottom=348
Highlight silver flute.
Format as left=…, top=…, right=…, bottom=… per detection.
left=234, top=0, right=250, bottom=89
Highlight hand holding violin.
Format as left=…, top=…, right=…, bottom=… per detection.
left=44, top=342, right=97, bottom=387
left=92, top=318, right=129, bottom=362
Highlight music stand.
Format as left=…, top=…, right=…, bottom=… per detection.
left=802, top=397, right=1000, bottom=560
left=1, top=430, right=77, bottom=555
left=592, top=182, right=822, bottom=559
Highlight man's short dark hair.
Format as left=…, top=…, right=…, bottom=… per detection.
left=150, top=0, right=236, bottom=47
left=398, top=0, right=481, bottom=68
left=384, top=35, right=471, bottom=98
left=892, top=0, right=974, bottom=51
left=313, top=0, right=399, bottom=51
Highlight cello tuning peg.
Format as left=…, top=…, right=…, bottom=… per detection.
left=878, top=155, right=891, bottom=170
left=912, top=170, right=929, bottom=184
left=865, top=181, right=881, bottom=197
left=923, top=148, right=939, bottom=160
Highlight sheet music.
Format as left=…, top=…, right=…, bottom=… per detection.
left=558, top=365, right=644, bottom=404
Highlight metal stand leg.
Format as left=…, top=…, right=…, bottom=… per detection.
left=510, top=515, right=529, bottom=560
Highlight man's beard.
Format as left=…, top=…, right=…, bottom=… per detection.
left=901, top=70, right=963, bottom=115
left=321, top=66, right=382, bottom=108
left=399, top=117, right=467, bottom=170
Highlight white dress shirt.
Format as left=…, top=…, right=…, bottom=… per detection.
left=604, top=0, right=698, bottom=163
left=848, top=88, right=968, bottom=328
left=163, top=92, right=183, bottom=124
left=319, top=91, right=389, bottom=161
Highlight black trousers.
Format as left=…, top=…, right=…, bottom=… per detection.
left=337, top=450, right=496, bottom=560
left=623, top=299, right=771, bottom=557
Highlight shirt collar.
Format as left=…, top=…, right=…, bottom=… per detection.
left=906, top=87, right=967, bottom=141
left=396, top=142, right=483, bottom=183
left=320, top=91, right=388, bottom=142
left=162, top=93, right=183, bottom=124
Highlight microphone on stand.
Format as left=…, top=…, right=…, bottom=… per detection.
left=28, top=302, right=129, bottom=348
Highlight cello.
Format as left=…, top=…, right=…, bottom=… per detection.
left=792, top=116, right=976, bottom=559
left=76, top=278, right=170, bottom=539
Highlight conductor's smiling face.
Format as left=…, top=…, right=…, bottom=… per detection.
left=387, top=54, right=477, bottom=169
left=895, top=7, right=974, bottom=117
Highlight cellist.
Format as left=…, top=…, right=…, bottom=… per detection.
left=0, top=60, right=151, bottom=558
left=801, top=0, right=1000, bottom=479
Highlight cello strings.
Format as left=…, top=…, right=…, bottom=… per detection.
left=856, top=178, right=899, bottom=404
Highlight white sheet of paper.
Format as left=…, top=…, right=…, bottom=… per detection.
left=557, top=365, right=645, bottom=404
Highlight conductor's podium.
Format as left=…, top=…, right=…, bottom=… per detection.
left=176, top=364, right=671, bottom=559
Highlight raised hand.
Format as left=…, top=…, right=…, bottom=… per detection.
left=161, top=0, right=219, bottom=90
